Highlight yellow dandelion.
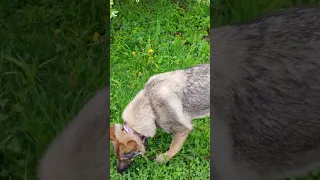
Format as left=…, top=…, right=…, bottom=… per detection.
left=132, top=51, right=137, bottom=56
left=138, top=72, right=142, bottom=76
left=93, top=32, right=100, bottom=42
left=54, top=29, right=60, bottom=36
left=148, top=39, right=151, bottom=42
left=148, top=49, right=154, bottom=54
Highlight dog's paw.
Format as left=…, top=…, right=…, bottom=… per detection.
left=155, top=153, right=170, bottom=164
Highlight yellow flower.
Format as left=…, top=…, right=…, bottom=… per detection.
left=137, top=72, right=142, bottom=76
left=132, top=51, right=137, bottom=56
left=148, top=39, right=151, bottom=42
left=54, top=29, right=60, bottom=36
left=148, top=49, right=154, bottom=54
left=93, top=32, right=100, bottom=42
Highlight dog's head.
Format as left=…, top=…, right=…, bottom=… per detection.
left=110, top=124, right=146, bottom=173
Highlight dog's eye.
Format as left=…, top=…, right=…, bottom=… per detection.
left=122, top=151, right=137, bottom=159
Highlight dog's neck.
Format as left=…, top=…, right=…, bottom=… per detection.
left=122, top=122, right=148, bottom=145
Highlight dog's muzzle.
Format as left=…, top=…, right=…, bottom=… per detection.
left=117, top=159, right=133, bottom=174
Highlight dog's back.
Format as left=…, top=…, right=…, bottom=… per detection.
left=146, top=64, right=210, bottom=119
left=122, top=64, right=210, bottom=134
left=211, top=7, right=320, bottom=180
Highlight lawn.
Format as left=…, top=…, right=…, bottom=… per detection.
left=0, top=0, right=108, bottom=179
left=212, top=0, right=320, bottom=180
left=110, top=0, right=210, bottom=179
left=3, top=0, right=319, bottom=179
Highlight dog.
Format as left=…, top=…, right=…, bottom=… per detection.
left=110, top=63, right=210, bottom=173
left=37, top=86, right=109, bottom=180
left=211, top=7, right=320, bottom=180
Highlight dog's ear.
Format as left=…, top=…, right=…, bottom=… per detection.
left=126, top=140, right=137, bottom=150
left=126, top=139, right=145, bottom=155
left=110, top=126, right=115, bottom=141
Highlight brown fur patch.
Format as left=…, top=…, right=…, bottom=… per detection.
left=110, top=126, right=115, bottom=141
left=110, top=124, right=146, bottom=163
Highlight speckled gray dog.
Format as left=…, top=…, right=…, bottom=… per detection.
left=110, top=64, right=210, bottom=173
left=211, top=7, right=320, bottom=180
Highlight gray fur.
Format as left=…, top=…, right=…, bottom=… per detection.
left=145, top=64, right=210, bottom=132
left=211, top=7, right=320, bottom=180
left=138, top=64, right=210, bottom=134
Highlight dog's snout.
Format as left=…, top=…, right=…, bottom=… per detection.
left=117, top=165, right=130, bottom=174
left=117, top=167, right=126, bottom=174
left=117, top=159, right=132, bottom=174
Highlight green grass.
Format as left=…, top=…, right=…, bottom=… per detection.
left=0, top=0, right=108, bottom=179
left=212, top=0, right=320, bottom=180
left=4, top=0, right=319, bottom=179
left=110, top=0, right=210, bottom=179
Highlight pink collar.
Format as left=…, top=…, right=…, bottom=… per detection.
left=122, top=122, right=147, bottom=145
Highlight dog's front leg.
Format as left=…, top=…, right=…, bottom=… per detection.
left=156, top=129, right=190, bottom=164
